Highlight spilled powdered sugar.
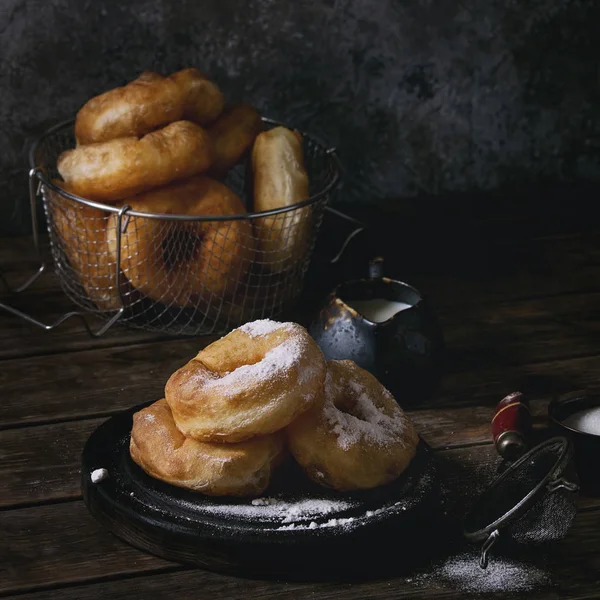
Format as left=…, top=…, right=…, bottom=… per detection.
left=324, top=369, right=408, bottom=451
left=414, top=552, right=550, bottom=593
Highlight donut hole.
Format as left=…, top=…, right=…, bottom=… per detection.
left=198, top=328, right=289, bottom=376
left=161, top=227, right=203, bottom=271
left=199, top=339, right=267, bottom=374
left=333, top=390, right=373, bottom=423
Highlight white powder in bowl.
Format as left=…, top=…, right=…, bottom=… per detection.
left=563, top=407, right=600, bottom=436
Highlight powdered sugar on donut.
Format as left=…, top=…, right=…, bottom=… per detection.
left=202, top=323, right=317, bottom=401
left=204, top=342, right=299, bottom=396
left=323, top=367, right=411, bottom=451
left=237, top=319, right=292, bottom=338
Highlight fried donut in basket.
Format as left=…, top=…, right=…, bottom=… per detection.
left=208, top=104, right=263, bottom=179
left=170, top=68, right=225, bottom=126
left=75, top=69, right=224, bottom=144
left=58, top=121, right=214, bottom=203
left=165, top=320, right=326, bottom=443
left=130, top=399, right=285, bottom=497
left=106, top=175, right=254, bottom=308
left=287, top=360, right=419, bottom=491
left=252, top=127, right=312, bottom=273
left=47, top=180, right=135, bottom=311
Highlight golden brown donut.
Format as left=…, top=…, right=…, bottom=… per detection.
left=58, top=121, right=214, bottom=203
left=130, top=399, right=285, bottom=497
left=169, top=68, right=225, bottom=126
left=208, top=104, right=263, bottom=178
left=286, top=360, right=419, bottom=491
left=46, top=180, right=133, bottom=311
left=75, top=69, right=224, bottom=145
left=106, top=175, right=254, bottom=307
left=165, top=320, right=326, bottom=443
left=252, top=127, right=312, bottom=273
left=75, top=71, right=182, bottom=145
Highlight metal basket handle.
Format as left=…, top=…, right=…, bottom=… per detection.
left=0, top=169, right=125, bottom=337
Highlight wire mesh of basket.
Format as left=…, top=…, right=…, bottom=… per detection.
left=28, top=118, right=340, bottom=336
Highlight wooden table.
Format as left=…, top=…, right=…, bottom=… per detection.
left=2, top=186, right=600, bottom=598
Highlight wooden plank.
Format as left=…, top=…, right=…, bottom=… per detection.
left=436, top=353, right=600, bottom=410
left=0, top=236, right=46, bottom=270
left=439, top=291, right=600, bottom=371
left=4, top=407, right=600, bottom=514
left=407, top=230, right=600, bottom=310
left=0, top=502, right=171, bottom=595
left=4, top=227, right=600, bottom=363
left=0, top=285, right=174, bottom=361
left=2, top=221, right=600, bottom=362
left=0, top=339, right=213, bottom=428
left=0, top=407, right=492, bottom=510
left=4, top=295, right=600, bottom=428
left=0, top=418, right=104, bottom=508
left=2, top=499, right=600, bottom=598
left=3, top=226, right=600, bottom=362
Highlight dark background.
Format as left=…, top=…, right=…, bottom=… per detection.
left=1, top=0, right=599, bottom=236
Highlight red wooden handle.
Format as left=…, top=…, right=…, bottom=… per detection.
left=491, top=391, right=532, bottom=445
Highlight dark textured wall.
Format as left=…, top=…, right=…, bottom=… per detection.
left=1, top=0, right=599, bottom=235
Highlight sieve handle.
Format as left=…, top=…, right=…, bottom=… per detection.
left=479, top=529, right=500, bottom=569
left=491, top=392, right=532, bottom=460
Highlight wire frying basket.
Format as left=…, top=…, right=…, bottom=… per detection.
left=1, top=118, right=341, bottom=336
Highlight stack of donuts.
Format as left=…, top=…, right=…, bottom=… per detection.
left=50, top=68, right=312, bottom=314
left=130, top=319, right=419, bottom=497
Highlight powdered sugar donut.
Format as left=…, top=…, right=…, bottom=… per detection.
left=130, top=399, right=285, bottom=497
left=165, top=320, right=326, bottom=443
left=287, top=360, right=419, bottom=491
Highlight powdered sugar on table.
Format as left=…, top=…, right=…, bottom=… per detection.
left=414, top=552, right=549, bottom=593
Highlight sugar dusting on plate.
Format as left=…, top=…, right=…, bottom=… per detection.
left=199, top=496, right=356, bottom=523
left=191, top=494, right=414, bottom=531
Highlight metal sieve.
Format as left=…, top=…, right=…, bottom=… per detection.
left=464, top=436, right=579, bottom=569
